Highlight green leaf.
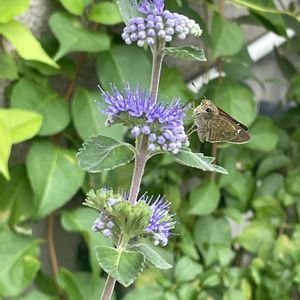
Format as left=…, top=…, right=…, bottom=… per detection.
left=163, top=46, right=206, bottom=61
left=194, top=216, right=231, bottom=266
left=0, top=52, right=18, bottom=79
left=57, top=269, right=106, bottom=300
left=97, top=45, right=151, bottom=90
left=88, top=2, right=122, bottom=25
left=160, top=67, right=194, bottom=100
left=225, top=171, right=255, bottom=211
left=172, top=149, right=228, bottom=174
left=175, top=256, right=203, bottom=283
left=124, top=285, right=165, bottom=300
left=202, top=78, right=256, bottom=125
left=0, top=108, right=43, bottom=143
left=49, top=12, right=111, bottom=60
left=230, top=0, right=288, bottom=35
left=0, top=119, right=12, bottom=180
left=11, top=79, right=70, bottom=136
left=224, top=288, right=245, bottom=300
left=58, top=0, right=84, bottom=15
left=71, top=88, right=125, bottom=141
left=189, top=179, right=220, bottom=215
left=0, top=165, right=34, bottom=230
left=15, top=290, right=58, bottom=300
left=236, top=222, right=275, bottom=252
left=287, top=74, right=300, bottom=102
left=0, top=231, right=40, bottom=297
left=0, top=21, right=58, bottom=68
left=211, top=13, right=244, bottom=59
left=256, top=154, right=290, bottom=178
left=130, top=243, right=172, bottom=269
left=95, top=245, right=145, bottom=287
left=285, top=168, right=300, bottom=196
left=178, top=226, right=199, bottom=260
left=26, top=141, right=85, bottom=218
left=0, top=0, right=29, bottom=23
left=61, top=207, right=112, bottom=273
left=116, top=0, right=141, bottom=25
left=256, top=173, right=284, bottom=196
left=77, top=135, right=135, bottom=173
left=247, top=116, right=279, bottom=151
left=274, top=48, right=297, bottom=81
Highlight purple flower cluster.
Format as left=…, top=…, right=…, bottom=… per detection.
left=101, top=84, right=189, bottom=154
left=121, top=0, right=202, bottom=47
left=144, top=195, right=175, bottom=246
left=92, top=196, right=119, bottom=237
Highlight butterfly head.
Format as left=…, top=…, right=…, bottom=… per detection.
left=194, top=99, right=218, bottom=118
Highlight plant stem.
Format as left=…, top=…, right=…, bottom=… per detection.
left=47, top=215, right=64, bottom=299
left=128, top=144, right=148, bottom=205
left=150, top=42, right=165, bottom=103
left=100, top=41, right=165, bottom=300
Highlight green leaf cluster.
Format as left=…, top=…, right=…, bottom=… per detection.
left=1, top=0, right=300, bottom=299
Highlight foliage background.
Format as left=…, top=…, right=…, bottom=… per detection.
left=1, top=0, right=300, bottom=299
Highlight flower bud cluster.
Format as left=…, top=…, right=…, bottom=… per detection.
left=91, top=195, right=120, bottom=238
left=121, top=10, right=202, bottom=47
left=86, top=188, right=175, bottom=247
left=100, top=84, right=189, bottom=154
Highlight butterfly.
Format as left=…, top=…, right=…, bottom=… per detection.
left=188, top=99, right=250, bottom=144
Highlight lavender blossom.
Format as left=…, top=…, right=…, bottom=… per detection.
left=121, top=0, right=202, bottom=47
left=144, top=195, right=176, bottom=246
left=100, top=84, right=189, bottom=154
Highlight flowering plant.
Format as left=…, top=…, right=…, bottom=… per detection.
left=77, top=0, right=227, bottom=299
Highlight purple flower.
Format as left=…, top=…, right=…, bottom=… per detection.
left=100, top=84, right=189, bottom=154
left=138, top=0, right=164, bottom=14
left=121, top=1, right=202, bottom=47
left=144, top=195, right=176, bottom=246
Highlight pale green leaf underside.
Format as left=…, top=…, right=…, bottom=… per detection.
left=96, top=245, right=145, bottom=287
left=164, top=46, right=207, bottom=61
left=172, top=150, right=228, bottom=174
left=129, top=243, right=172, bottom=269
left=77, top=135, right=135, bottom=173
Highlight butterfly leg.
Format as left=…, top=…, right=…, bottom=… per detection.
left=186, top=124, right=198, bottom=136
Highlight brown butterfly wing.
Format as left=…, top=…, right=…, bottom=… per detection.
left=217, top=107, right=249, bottom=131
left=206, top=115, right=250, bottom=144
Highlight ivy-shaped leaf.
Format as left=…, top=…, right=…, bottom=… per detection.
left=164, top=46, right=206, bottom=61
left=172, top=149, right=228, bottom=174
left=49, top=12, right=111, bottom=60
left=0, top=0, right=29, bottom=23
left=95, top=245, right=145, bottom=287
left=77, top=135, right=135, bottom=173
left=0, top=120, right=12, bottom=180
left=0, top=108, right=42, bottom=143
left=0, top=21, right=58, bottom=68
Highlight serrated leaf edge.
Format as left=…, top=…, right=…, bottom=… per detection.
left=95, top=246, right=146, bottom=287
left=173, top=151, right=228, bottom=174
left=76, top=134, right=136, bottom=172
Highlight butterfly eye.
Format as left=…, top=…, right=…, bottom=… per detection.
left=205, top=108, right=212, bottom=113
